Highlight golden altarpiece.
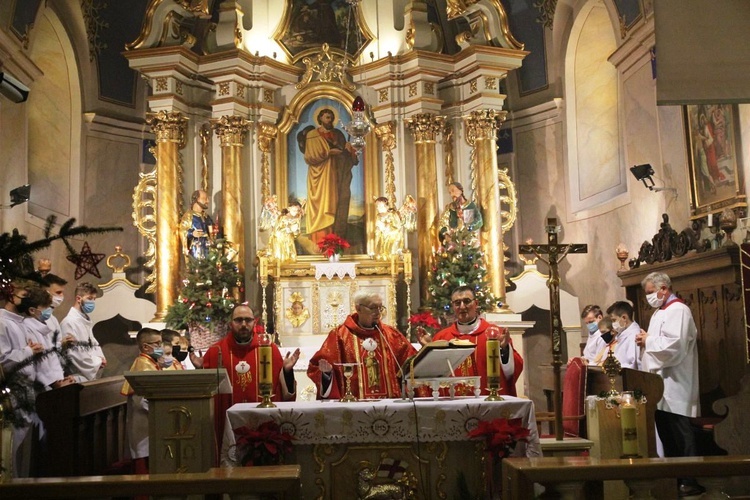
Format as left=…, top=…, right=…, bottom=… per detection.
left=126, top=1, right=529, bottom=497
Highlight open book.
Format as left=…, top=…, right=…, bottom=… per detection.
left=401, top=339, right=476, bottom=379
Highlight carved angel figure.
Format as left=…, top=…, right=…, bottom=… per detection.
left=374, top=197, right=404, bottom=260
left=285, top=292, right=310, bottom=328
left=266, top=201, right=304, bottom=262
left=398, top=195, right=418, bottom=233
left=259, top=194, right=280, bottom=232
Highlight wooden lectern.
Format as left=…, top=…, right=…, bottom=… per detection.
left=124, top=369, right=230, bottom=474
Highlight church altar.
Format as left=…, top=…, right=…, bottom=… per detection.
left=221, top=397, right=540, bottom=499
left=258, top=253, right=412, bottom=348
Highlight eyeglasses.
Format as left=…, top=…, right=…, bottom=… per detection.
left=360, top=304, right=386, bottom=313
left=451, top=298, right=475, bottom=307
left=233, top=317, right=256, bottom=324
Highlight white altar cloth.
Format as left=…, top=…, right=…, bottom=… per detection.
left=313, top=261, right=357, bottom=280
left=222, top=396, right=541, bottom=460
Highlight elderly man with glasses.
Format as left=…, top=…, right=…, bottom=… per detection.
left=429, top=285, right=523, bottom=397
left=308, top=291, right=417, bottom=400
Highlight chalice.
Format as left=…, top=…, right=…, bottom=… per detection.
left=616, top=244, right=629, bottom=272
left=336, top=363, right=359, bottom=403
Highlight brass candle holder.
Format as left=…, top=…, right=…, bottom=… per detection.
left=485, top=376, right=503, bottom=401
left=257, top=382, right=276, bottom=408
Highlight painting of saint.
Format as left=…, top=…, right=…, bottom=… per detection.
left=685, top=104, right=743, bottom=212
left=277, top=0, right=371, bottom=60
left=287, top=99, right=366, bottom=255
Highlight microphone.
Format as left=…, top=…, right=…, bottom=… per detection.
left=375, top=323, right=408, bottom=400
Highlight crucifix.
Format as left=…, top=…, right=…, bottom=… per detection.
left=519, top=217, right=587, bottom=441
left=259, top=357, right=271, bottom=381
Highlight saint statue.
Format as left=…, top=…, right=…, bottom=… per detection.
left=285, top=292, right=310, bottom=328
left=180, top=190, right=213, bottom=259
left=439, top=182, right=482, bottom=240
left=373, top=197, right=404, bottom=260
left=297, top=108, right=359, bottom=244
left=266, top=201, right=304, bottom=262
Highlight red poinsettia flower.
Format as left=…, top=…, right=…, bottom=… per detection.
left=317, top=233, right=351, bottom=258
left=408, top=311, right=441, bottom=330
left=234, top=420, right=294, bottom=466
left=467, top=417, right=530, bottom=459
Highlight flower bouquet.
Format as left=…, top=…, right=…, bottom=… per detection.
left=233, top=420, right=294, bottom=466
left=317, top=233, right=350, bottom=261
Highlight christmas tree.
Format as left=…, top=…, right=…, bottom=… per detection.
left=165, top=240, right=243, bottom=331
left=427, top=227, right=496, bottom=319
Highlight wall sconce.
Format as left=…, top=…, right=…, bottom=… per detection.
left=629, top=164, right=677, bottom=195
left=0, top=184, right=30, bottom=209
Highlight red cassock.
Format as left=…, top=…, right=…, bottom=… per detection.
left=432, top=318, right=523, bottom=396
left=307, top=314, right=417, bottom=399
left=204, top=334, right=292, bottom=451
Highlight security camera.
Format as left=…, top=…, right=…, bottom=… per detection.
left=0, top=72, right=30, bottom=103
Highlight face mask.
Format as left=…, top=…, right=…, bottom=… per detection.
left=149, top=347, right=164, bottom=360
left=51, top=295, right=64, bottom=308
left=40, top=307, right=53, bottom=322
left=586, top=322, right=598, bottom=334
left=159, top=355, right=174, bottom=368
left=172, top=345, right=188, bottom=362
left=600, top=331, right=614, bottom=344
left=646, top=292, right=664, bottom=308
left=612, top=320, right=622, bottom=333
left=81, top=300, right=96, bottom=314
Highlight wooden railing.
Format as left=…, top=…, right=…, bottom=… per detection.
left=34, top=376, right=128, bottom=477
left=0, top=466, right=301, bottom=499
left=502, top=455, right=750, bottom=500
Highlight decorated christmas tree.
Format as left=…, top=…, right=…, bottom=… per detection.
left=165, top=240, right=243, bottom=346
left=427, top=227, right=496, bottom=319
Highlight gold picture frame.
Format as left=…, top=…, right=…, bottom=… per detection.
left=275, top=82, right=380, bottom=257
left=684, top=104, right=747, bottom=218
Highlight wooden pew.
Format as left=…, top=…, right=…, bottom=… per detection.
left=502, top=455, right=750, bottom=500
left=0, top=466, right=302, bottom=499
left=34, top=376, right=128, bottom=476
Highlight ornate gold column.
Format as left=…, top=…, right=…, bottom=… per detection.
left=405, top=113, right=444, bottom=307
left=212, top=115, right=251, bottom=275
left=146, top=111, right=187, bottom=321
left=465, top=109, right=507, bottom=311
left=257, top=122, right=278, bottom=201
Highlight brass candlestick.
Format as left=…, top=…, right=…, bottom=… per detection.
left=485, top=376, right=503, bottom=401
left=257, top=382, right=276, bottom=408
left=338, top=363, right=358, bottom=403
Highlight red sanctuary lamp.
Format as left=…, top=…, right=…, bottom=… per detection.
left=344, top=96, right=370, bottom=154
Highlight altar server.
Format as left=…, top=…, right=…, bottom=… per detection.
left=59, top=282, right=106, bottom=382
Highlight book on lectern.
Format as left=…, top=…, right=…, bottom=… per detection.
left=401, top=339, right=476, bottom=379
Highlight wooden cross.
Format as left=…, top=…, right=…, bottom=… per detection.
left=519, top=217, right=587, bottom=441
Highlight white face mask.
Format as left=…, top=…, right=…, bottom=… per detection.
left=646, top=291, right=664, bottom=308
left=612, top=320, right=622, bottom=333
left=51, top=295, right=64, bottom=308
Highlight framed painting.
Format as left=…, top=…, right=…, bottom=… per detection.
left=275, top=86, right=379, bottom=257
left=684, top=104, right=746, bottom=217
left=273, top=0, right=374, bottom=63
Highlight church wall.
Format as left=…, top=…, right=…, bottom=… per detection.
left=507, top=0, right=696, bottom=350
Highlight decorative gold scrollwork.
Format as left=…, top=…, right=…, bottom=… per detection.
left=374, top=122, right=397, bottom=207
left=296, top=43, right=355, bottom=91
left=498, top=167, right=517, bottom=233
left=131, top=167, right=158, bottom=293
